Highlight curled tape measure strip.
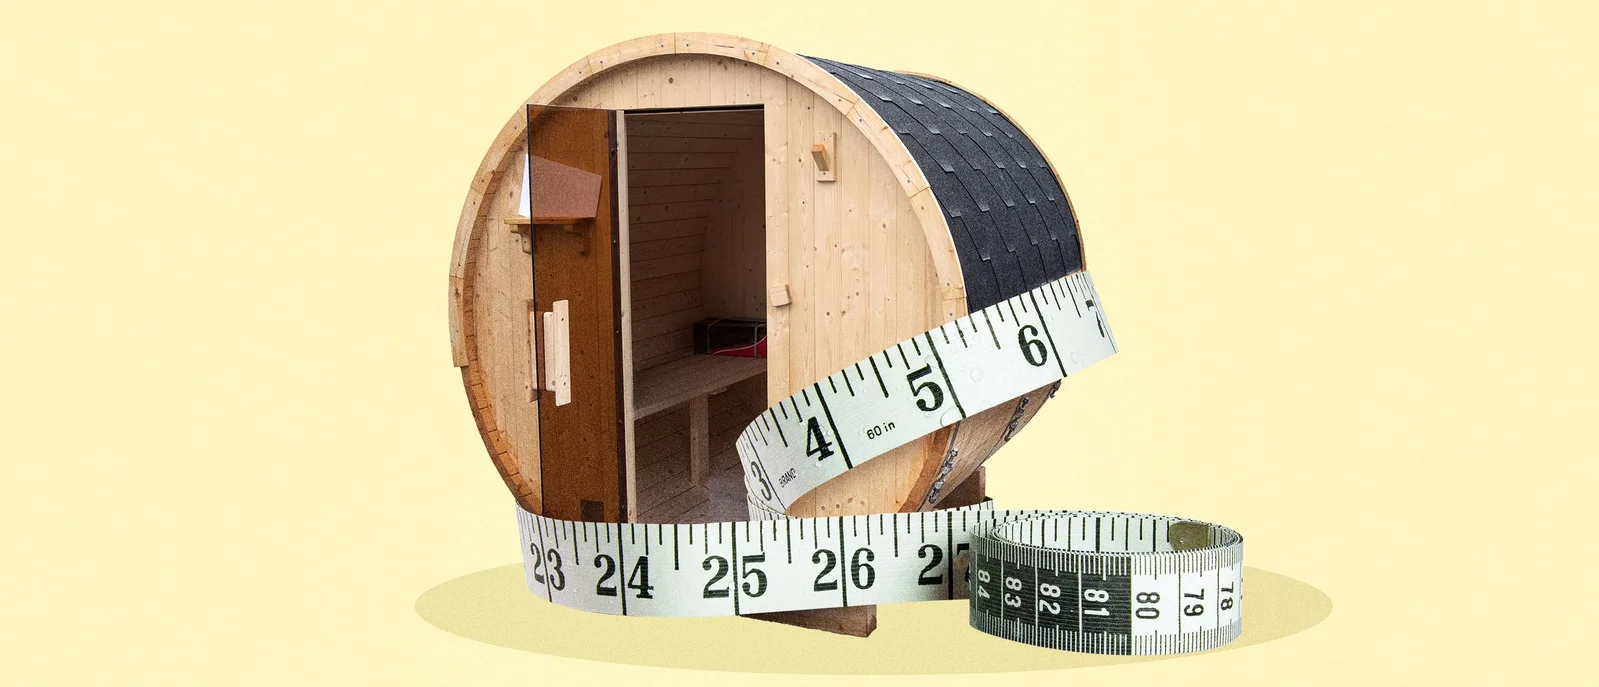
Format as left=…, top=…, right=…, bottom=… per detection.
left=515, top=271, right=1245, bottom=655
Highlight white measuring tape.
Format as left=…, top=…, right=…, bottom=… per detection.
left=515, top=271, right=1244, bottom=655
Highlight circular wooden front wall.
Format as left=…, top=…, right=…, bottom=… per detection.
left=449, top=33, right=1057, bottom=521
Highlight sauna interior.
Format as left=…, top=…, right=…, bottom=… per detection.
left=624, top=107, right=766, bottom=524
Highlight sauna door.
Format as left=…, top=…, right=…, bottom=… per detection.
left=525, top=104, right=627, bottom=523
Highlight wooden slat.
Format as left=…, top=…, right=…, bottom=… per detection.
left=811, top=99, right=842, bottom=412
left=630, top=253, right=701, bottom=281
left=627, top=168, right=728, bottom=188
left=634, top=405, right=688, bottom=446
left=629, top=200, right=713, bottom=224
left=731, top=59, right=759, bottom=106
left=628, top=118, right=758, bottom=139
left=634, top=354, right=766, bottom=418
left=682, top=54, right=713, bottom=107
left=632, top=329, right=692, bottom=363
left=630, top=272, right=699, bottom=302
left=630, top=235, right=702, bottom=263
left=632, top=111, right=761, bottom=127
left=639, top=497, right=707, bottom=524
left=634, top=54, right=661, bottom=109
left=634, top=347, right=694, bottom=373
left=628, top=152, right=736, bottom=171
left=627, top=183, right=722, bottom=204
left=631, top=307, right=703, bottom=341
left=629, top=217, right=708, bottom=243
left=658, top=54, right=687, bottom=108
left=637, top=477, right=706, bottom=517
left=782, top=78, right=816, bottom=460
left=689, top=395, right=710, bottom=485
left=626, top=133, right=751, bottom=153
left=761, top=66, right=791, bottom=406
left=617, top=114, right=637, bottom=521
left=839, top=126, right=869, bottom=365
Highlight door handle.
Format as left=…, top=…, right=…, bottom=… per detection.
left=531, top=299, right=571, bottom=406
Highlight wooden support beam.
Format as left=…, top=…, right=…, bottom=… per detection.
left=689, top=395, right=710, bottom=486
left=748, top=607, right=877, bottom=637
left=937, top=466, right=986, bottom=509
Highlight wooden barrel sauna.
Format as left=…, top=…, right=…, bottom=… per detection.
left=448, top=33, right=1087, bottom=636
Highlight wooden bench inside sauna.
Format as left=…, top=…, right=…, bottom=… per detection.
left=449, top=33, right=1087, bottom=636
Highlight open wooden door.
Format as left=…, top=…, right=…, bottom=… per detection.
left=524, top=104, right=628, bottom=523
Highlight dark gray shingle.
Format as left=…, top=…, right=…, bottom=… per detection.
left=805, top=56, right=1084, bottom=310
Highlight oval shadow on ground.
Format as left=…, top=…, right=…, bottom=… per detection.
left=416, top=564, right=1330, bottom=674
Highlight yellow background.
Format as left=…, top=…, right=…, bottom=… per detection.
left=3, top=0, right=1595, bottom=684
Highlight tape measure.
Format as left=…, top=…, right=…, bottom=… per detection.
left=514, top=271, right=1245, bottom=655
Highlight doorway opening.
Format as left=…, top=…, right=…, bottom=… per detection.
left=623, top=107, right=767, bottom=524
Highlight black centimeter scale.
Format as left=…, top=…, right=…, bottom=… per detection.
left=516, top=271, right=1245, bottom=655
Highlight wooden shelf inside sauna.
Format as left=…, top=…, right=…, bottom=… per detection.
left=624, top=108, right=767, bottom=525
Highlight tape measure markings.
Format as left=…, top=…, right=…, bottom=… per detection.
left=738, top=272, right=1114, bottom=517
left=517, top=505, right=1242, bottom=653
left=514, top=270, right=1243, bottom=655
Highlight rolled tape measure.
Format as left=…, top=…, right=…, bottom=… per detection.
left=515, top=271, right=1245, bottom=655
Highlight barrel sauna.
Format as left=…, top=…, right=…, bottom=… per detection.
left=447, top=33, right=1087, bottom=636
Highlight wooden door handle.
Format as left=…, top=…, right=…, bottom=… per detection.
left=536, top=299, right=571, bottom=406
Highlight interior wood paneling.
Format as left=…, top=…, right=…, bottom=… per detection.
left=625, top=109, right=764, bottom=372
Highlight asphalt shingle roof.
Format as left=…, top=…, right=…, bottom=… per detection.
left=805, top=56, right=1085, bottom=310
